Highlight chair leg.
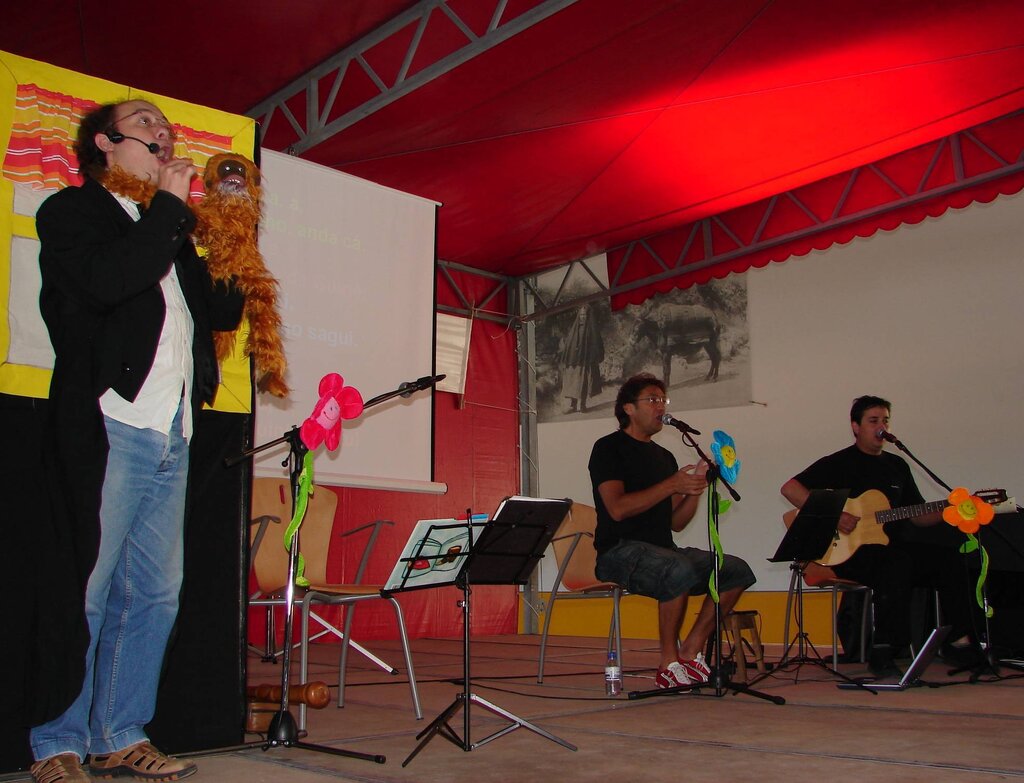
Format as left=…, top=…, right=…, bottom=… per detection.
left=265, top=604, right=276, bottom=661
left=831, top=586, right=840, bottom=669
left=387, top=596, right=422, bottom=720
left=725, top=614, right=747, bottom=683
left=860, top=588, right=873, bottom=663
left=537, top=593, right=558, bottom=683
left=747, top=623, right=766, bottom=674
left=336, top=602, right=357, bottom=708
left=612, top=588, right=623, bottom=668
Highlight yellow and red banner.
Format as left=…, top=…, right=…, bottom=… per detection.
left=0, top=51, right=256, bottom=411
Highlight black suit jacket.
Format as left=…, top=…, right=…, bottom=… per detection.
left=31, top=177, right=243, bottom=724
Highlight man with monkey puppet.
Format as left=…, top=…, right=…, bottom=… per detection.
left=30, top=98, right=286, bottom=783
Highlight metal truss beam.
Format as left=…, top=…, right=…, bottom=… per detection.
left=519, top=115, right=1024, bottom=324
left=436, top=260, right=516, bottom=325
left=248, top=0, right=580, bottom=154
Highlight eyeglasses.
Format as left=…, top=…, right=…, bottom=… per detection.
left=112, top=109, right=178, bottom=140
left=634, top=396, right=669, bottom=406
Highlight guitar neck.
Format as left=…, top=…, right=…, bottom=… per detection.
left=874, top=499, right=946, bottom=524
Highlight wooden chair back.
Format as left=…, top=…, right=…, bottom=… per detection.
left=250, top=477, right=338, bottom=592
left=551, top=503, right=609, bottom=592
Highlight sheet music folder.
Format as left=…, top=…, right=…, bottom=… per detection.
left=769, top=488, right=849, bottom=563
left=384, top=496, right=571, bottom=592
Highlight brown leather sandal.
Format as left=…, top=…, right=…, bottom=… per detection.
left=30, top=753, right=90, bottom=783
left=88, top=741, right=197, bottom=781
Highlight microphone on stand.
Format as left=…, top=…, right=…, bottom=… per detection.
left=105, top=129, right=161, bottom=154
left=661, top=413, right=701, bottom=435
left=399, top=374, right=446, bottom=397
left=877, top=429, right=905, bottom=448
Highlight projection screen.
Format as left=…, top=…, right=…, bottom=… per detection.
left=254, top=150, right=443, bottom=492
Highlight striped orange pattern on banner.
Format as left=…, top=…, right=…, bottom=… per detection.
left=2, top=82, right=236, bottom=198
left=3, top=83, right=92, bottom=188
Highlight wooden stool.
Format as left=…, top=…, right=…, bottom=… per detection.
left=725, top=610, right=765, bottom=683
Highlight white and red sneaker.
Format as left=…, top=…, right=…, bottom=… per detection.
left=678, top=652, right=711, bottom=683
left=655, top=661, right=694, bottom=689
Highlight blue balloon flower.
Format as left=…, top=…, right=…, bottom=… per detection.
left=710, top=429, right=740, bottom=484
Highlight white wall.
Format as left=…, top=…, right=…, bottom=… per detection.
left=537, top=191, right=1024, bottom=591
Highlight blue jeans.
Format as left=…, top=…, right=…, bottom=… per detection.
left=31, top=404, right=189, bottom=761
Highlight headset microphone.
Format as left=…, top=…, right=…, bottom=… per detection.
left=105, top=129, right=161, bottom=155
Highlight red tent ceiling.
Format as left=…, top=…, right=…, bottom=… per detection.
left=4, top=0, right=1024, bottom=278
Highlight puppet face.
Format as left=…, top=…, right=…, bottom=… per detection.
left=203, top=152, right=261, bottom=199
left=215, top=158, right=248, bottom=193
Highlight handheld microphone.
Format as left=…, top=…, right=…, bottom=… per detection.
left=876, top=429, right=899, bottom=444
left=105, top=130, right=161, bottom=155
left=661, top=414, right=701, bottom=435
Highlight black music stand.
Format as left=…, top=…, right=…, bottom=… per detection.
left=750, top=489, right=870, bottom=690
left=402, top=496, right=575, bottom=767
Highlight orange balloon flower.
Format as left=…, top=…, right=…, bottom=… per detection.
left=942, top=487, right=995, bottom=534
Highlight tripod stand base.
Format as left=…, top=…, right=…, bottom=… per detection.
left=264, top=709, right=386, bottom=764
left=403, top=692, right=576, bottom=767
left=948, top=646, right=1024, bottom=680
left=748, top=633, right=873, bottom=692
left=628, top=668, right=786, bottom=705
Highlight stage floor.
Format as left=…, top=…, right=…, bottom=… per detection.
left=5, top=634, right=1023, bottom=782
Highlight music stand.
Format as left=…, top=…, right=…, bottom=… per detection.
left=769, top=489, right=848, bottom=565
left=751, top=489, right=871, bottom=690
left=402, top=496, right=575, bottom=767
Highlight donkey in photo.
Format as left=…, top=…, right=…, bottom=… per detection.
left=631, top=302, right=722, bottom=387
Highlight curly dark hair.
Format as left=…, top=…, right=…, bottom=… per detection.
left=850, top=395, right=891, bottom=423
left=75, top=102, right=120, bottom=181
left=614, top=373, right=665, bottom=429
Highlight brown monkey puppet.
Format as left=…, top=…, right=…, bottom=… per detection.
left=192, top=153, right=289, bottom=397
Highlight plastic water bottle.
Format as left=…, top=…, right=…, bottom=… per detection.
left=604, top=650, right=622, bottom=696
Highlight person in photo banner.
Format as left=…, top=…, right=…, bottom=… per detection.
left=30, top=99, right=243, bottom=783
left=559, top=303, right=604, bottom=414
left=588, top=373, right=756, bottom=689
left=781, top=395, right=981, bottom=679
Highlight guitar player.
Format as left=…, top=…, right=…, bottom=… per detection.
left=780, top=395, right=980, bottom=679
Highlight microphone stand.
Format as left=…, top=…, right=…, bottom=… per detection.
left=224, top=373, right=446, bottom=763
left=884, top=434, right=951, bottom=494
left=630, top=427, right=783, bottom=705
left=884, top=435, right=1013, bottom=678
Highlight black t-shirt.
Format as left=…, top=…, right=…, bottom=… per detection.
left=588, top=429, right=677, bottom=553
left=792, top=444, right=926, bottom=539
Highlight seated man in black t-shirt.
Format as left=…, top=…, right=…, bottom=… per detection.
left=589, top=373, right=756, bottom=689
left=781, top=395, right=979, bottom=677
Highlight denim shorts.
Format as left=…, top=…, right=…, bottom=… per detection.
left=595, top=540, right=756, bottom=602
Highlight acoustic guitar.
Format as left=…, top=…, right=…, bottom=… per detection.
left=782, top=488, right=1006, bottom=566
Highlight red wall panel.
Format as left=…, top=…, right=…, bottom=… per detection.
left=250, top=306, right=521, bottom=645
